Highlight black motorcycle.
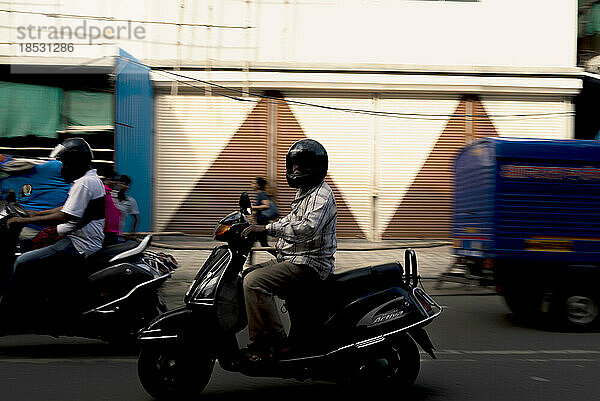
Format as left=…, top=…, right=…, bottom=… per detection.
left=137, top=192, right=442, bottom=399
left=0, top=185, right=178, bottom=344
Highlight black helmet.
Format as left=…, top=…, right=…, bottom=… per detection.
left=286, top=139, right=328, bottom=189
left=50, top=138, right=93, bottom=182
left=50, top=137, right=94, bottom=163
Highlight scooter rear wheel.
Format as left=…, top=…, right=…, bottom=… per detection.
left=384, top=334, right=421, bottom=386
left=138, top=345, right=214, bottom=400
left=344, top=334, right=420, bottom=388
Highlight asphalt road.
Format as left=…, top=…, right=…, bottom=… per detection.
left=0, top=294, right=598, bottom=401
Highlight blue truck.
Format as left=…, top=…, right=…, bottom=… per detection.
left=453, top=137, right=600, bottom=329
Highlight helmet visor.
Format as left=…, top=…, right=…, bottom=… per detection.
left=49, top=144, right=65, bottom=159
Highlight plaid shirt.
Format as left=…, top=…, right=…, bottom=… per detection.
left=266, top=181, right=337, bottom=280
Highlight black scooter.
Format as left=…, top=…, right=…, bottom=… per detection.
left=137, top=192, right=442, bottom=399
left=0, top=185, right=178, bottom=344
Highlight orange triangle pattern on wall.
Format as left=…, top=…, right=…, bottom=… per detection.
left=165, top=97, right=366, bottom=238
left=274, top=99, right=366, bottom=239
left=165, top=100, right=269, bottom=233
left=382, top=96, right=499, bottom=238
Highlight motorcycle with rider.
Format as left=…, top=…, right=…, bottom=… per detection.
left=0, top=138, right=176, bottom=344
left=137, top=139, right=442, bottom=399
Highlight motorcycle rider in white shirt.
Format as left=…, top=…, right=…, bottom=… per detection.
left=1, top=138, right=105, bottom=303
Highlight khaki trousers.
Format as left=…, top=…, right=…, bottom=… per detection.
left=243, top=259, right=317, bottom=343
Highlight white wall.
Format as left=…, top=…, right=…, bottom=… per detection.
left=1, top=0, right=578, bottom=69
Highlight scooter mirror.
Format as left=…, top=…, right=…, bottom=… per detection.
left=239, top=192, right=252, bottom=215
left=19, top=184, right=33, bottom=199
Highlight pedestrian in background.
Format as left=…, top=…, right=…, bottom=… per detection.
left=252, top=177, right=273, bottom=248
left=249, top=177, right=278, bottom=264
left=113, top=174, right=139, bottom=233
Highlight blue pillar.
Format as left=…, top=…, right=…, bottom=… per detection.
left=115, top=49, right=153, bottom=232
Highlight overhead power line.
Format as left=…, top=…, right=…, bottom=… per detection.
left=0, top=9, right=254, bottom=29
left=0, top=1, right=54, bottom=5
left=138, top=60, right=576, bottom=122
left=7, top=52, right=574, bottom=122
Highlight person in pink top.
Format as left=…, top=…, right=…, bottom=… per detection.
left=102, top=170, right=121, bottom=246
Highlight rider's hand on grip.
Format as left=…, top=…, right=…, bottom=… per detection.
left=6, top=216, right=24, bottom=229
left=242, top=224, right=266, bottom=238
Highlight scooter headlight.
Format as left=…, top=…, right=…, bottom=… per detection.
left=214, top=224, right=231, bottom=240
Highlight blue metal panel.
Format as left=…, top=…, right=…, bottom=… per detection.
left=453, top=139, right=496, bottom=257
left=491, top=137, right=600, bottom=161
left=454, top=137, right=600, bottom=263
left=115, top=49, right=153, bottom=232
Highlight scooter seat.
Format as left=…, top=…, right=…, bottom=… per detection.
left=330, top=262, right=404, bottom=284
left=285, top=262, right=405, bottom=307
left=327, top=262, right=405, bottom=301
left=84, top=241, right=140, bottom=273
left=283, top=262, right=407, bottom=345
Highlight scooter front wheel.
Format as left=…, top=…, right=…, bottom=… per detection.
left=138, top=345, right=214, bottom=400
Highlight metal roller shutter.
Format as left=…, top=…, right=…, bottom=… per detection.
left=481, top=95, right=572, bottom=139
left=154, top=95, right=268, bottom=234
left=273, top=100, right=301, bottom=229
left=378, top=95, right=463, bottom=239
left=379, top=95, right=569, bottom=238
left=154, top=91, right=569, bottom=239
left=277, top=95, right=372, bottom=239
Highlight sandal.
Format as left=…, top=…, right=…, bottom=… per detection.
left=246, top=350, right=270, bottom=363
left=245, top=335, right=291, bottom=362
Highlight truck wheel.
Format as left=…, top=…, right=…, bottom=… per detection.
left=558, top=292, right=599, bottom=330
left=138, top=345, right=214, bottom=400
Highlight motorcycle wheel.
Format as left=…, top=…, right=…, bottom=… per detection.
left=138, top=345, right=214, bottom=400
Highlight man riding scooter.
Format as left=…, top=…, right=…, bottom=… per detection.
left=241, top=138, right=337, bottom=362
left=1, top=138, right=105, bottom=303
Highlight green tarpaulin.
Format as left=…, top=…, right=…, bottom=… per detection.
left=0, top=81, right=63, bottom=138
left=0, top=82, right=113, bottom=139
left=580, top=0, right=600, bottom=36
left=65, top=90, right=113, bottom=127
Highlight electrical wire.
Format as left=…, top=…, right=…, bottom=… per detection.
left=136, top=58, right=576, bottom=122
left=0, top=9, right=579, bottom=120
left=0, top=1, right=54, bottom=5
left=4, top=51, right=578, bottom=122
left=0, top=9, right=254, bottom=29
